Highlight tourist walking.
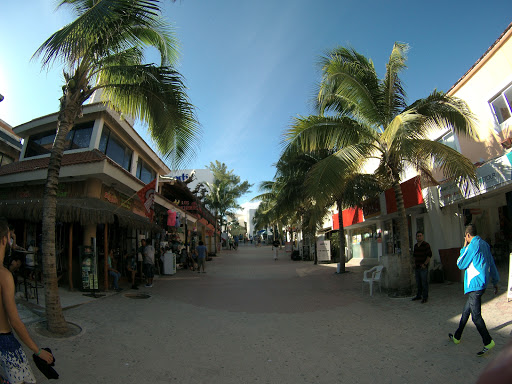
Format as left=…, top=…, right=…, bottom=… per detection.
left=107, top=249, right=122, bottom=291
left=449, top=224, right=500, bottom=356
left=196, top=241, right=207, bottom=273
left=272, top=238, right=280, bottom=261
left=411, top=231, right=432, bottom=303
left=142, top=239, right=155, bottom=287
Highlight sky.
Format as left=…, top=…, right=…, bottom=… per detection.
left=1, top=0, right=512, bottom=209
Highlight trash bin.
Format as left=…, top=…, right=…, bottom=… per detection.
left=163, top=251, right=176, bottom=275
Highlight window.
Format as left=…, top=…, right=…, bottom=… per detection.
left=438, top=130, right=460, bottom=152
left=99, top=126, right=133, bottom=172
left=0, top=152, right=14, bottom=166
left=25, top=122, right=93, bottom=158
left=490, top=83, right=512, bottom=124
left=136, top=158, right=156, bottom=184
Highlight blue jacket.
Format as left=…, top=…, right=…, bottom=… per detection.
left=457, top=236, right=499, bottom=294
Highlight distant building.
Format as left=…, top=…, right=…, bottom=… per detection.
left=164, top=169, right=214, bottom=192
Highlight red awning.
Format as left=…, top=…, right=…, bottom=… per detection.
left=332, top=206, right=364, bottom=230
left=385, top=176, right=423, bottom=214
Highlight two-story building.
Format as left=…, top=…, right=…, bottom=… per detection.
left=322, top=22, right=512, bottom=283
left=0, top=102, right=216, bottom=290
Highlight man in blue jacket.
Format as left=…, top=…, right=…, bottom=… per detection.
left=449, top=224, right=500, bottom=356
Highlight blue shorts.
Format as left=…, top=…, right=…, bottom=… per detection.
left=0, top=332, right=36, bottom=383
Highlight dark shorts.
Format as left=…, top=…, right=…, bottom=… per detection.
left=144, top=263, right=155, bottom=278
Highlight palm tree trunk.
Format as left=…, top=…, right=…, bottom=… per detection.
left=214, top=212, right=218, bottom=255
left=337, top=200, right=346, bottom=273
left=392, top=182, right=413, bottom=296
left=42, top=126, right=72, bottom=332
left=42, top=94, right=84, bottom=333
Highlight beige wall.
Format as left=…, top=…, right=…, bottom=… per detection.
left=448, top=28, right=512, bottom=163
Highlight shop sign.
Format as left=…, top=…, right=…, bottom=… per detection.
left=174, top=200, right=202, bottom=212
left=317, top=240, right=331, bottom=261
left=439, top=154, right=512, bottom=207
left=103, top=189, right=119, bottom=205
left=119, top=193, right=132, bottom=210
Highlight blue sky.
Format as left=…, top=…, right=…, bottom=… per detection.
left=1, top=1, right=512, bottom=207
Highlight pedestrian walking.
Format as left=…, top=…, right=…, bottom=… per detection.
left=272, top=239, right=280, bottom=261
left=0, top=218, right=54, bottom=383
left=107, top=249, right=122, bottom=291
left=142, top=239, right=155, bottom=287
left=411, top=231, right=432, bottom=303
left=449, top=224, right=500, bottom=356
left=196, top=241, right=207, bottom=273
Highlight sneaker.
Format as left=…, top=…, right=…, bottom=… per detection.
left=448, top=333, right=460, bottom=344
left=477, top=340, right=495, bottom=356
left=144, top=284, right=153, bottom=288
left=411, top=296, right=421, bottom=301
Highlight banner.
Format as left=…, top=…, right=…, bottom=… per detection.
left=137, top=178, right=156, bottom=218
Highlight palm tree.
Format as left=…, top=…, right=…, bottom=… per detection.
left=253, top=149, right=333, bottom=262
left=204, top=161, right=252, bottom=253
left=285, top=43, right=478, bottom=294
left=33, top=0, right=199, bottom=333
left=279, top=144, right=381, bottom=270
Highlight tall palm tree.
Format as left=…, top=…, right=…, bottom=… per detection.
left=285, top=43, right=478, bottom=294
left=33, top=0, right=199, bottom=333
left=280, top=144, right=381, bottom=270
left=204, top=161, right=252, bottom=253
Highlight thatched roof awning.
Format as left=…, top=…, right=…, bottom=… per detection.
left=0, top=198, right=161, bottom=232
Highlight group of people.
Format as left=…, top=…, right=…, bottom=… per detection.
left=106, top=238, right=156, bottom=291
left=413, top=224, right=500, bottom=357
left=179, top=241, right=208, bottom=273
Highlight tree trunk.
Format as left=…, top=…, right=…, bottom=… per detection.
left=392, top=181, right=413, bottom=296
left=42, top=96, right=83, bottom=333
left=337, top=200, right=346, bottom=273
left=214, top=212, right=218, bottom=255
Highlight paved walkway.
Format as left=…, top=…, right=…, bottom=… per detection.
left=18, top=245, right=512, bottom=383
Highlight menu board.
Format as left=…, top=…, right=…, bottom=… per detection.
left=317, top=240, right=331, bottom=261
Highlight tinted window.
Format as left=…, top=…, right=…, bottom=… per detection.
left=136, top=158, right=156, bottom=184
left=99, top=125, right=133, bottom=172
left=25, top=122, right=93, bottom=158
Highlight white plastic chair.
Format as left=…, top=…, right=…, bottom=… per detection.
left=362, top=265, right=384, bottom=296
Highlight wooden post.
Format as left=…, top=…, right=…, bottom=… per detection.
left=104, top=223, right=109, bottom=291
left=68, top=223, right=73, bottom=290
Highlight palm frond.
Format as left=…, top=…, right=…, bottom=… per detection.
left=382, top=42, right=408, bottom=122
left=283, top=115, right=375, bottom=153
left=407, top=90, right=479, bottom=139
left=98, top=64, right=200, bottom=167
left=34, top=0, right=163, bottom=68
